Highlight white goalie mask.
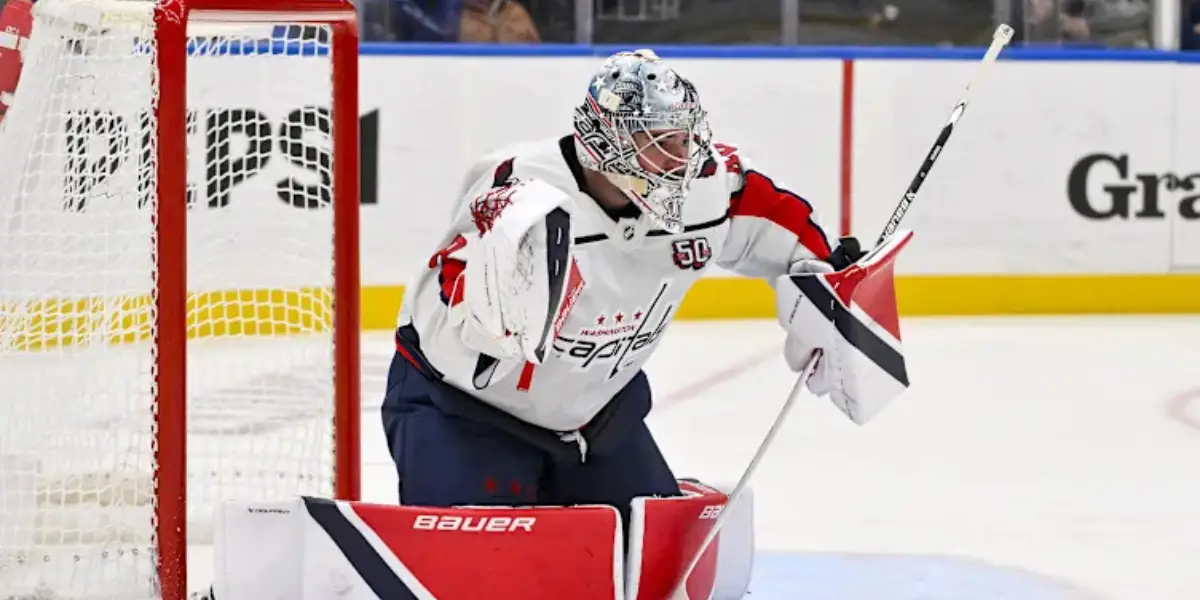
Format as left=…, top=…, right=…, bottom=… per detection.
left=572, top=49, right=712, bottom=233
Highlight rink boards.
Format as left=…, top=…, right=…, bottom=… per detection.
left=33, top=42, right=1200, bottom=324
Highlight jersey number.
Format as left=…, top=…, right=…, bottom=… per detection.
left=672, top=238, right=712, bottom=271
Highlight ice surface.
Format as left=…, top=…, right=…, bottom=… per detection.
left=187, top=316, right=1200, bottom=599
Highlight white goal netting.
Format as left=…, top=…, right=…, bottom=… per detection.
left=0, top=0, right=351, bottom=598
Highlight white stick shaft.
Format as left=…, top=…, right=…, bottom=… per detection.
left=669, top=354, right=820, bottom=598
left=672, top=25, right=1017, bottom=597
left=961, top=24, right=1014, bottom=107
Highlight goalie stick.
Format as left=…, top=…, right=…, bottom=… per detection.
left=669, top=23, right=1015, bottom=599
left=877, top=24, right=1013, bottom=245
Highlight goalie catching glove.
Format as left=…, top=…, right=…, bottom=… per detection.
left=774, top=230, right=914, bottom=425
left=441, top=177, right=585, bottom=369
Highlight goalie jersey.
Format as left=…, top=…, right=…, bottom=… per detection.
left=397, top=135, right=834, bottom=432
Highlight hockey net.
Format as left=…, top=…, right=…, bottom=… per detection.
left=0, top=0, right=360, bottom=598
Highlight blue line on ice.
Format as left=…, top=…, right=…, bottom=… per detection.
left=748, top=552, right=1093, bottom=600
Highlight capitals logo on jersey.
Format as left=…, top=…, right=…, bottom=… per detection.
left=552, top=282, right=675, bottom=378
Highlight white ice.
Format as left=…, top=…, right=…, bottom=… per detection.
left=193, top=316, right=1200, bottom=600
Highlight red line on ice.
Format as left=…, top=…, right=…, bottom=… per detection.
left=1165, top=387, right=1200, bottom=433
left=655, top=346, right=779, bottom=411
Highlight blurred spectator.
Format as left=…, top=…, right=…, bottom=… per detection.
left=1025, top=0, right=1151, bottom=47
left=1024, top=0, right=1065, bottom=40
left=459, top=0, right=542, bottom=42
left=588, top=0, right=997, bottom=47
left=362, top=0, right=464, bottom=41
left=1184, top=0, right=1200, bottom=49
left=362, top=0, right=540, bottom=42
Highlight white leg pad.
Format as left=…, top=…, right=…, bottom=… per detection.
left=212, top=499, right=307, bottom=600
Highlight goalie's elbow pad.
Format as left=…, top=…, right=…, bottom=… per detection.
left=460, top=179, right=584, bottom=366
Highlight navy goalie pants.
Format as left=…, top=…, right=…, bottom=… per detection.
left=380, top=326, right=680, bottom=525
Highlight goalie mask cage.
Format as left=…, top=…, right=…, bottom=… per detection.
left=0, top=0, right=361, bottom=598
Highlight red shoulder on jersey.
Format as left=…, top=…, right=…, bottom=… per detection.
left=716, top=142, right=833, bottom=260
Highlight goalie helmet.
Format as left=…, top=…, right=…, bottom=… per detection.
left=572, top=49, right=712, bottom=233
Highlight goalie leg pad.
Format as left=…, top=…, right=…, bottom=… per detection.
left=625, top=480, right=755, bottom=600
left=213, top=499, right=624, bottom=600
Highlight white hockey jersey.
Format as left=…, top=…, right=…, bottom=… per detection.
left=397, top=136, right=834, bottom=432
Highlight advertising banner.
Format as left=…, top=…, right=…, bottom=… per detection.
left=8, top=46, right=1199, bottom=319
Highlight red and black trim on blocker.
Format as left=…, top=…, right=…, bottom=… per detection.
left=303, top=497, right=419, bottom=600
left=789, top=273, right=909, bottom=387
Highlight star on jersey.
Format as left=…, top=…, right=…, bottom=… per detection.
left=552, top=283, right=674, bottom=378
left=595, top=310, right=644, bottom=326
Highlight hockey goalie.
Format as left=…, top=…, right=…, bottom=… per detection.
left=209, top=49, right=912, bottom=599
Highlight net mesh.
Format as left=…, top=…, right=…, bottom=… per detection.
left=0, top=1, right=340, bottom=597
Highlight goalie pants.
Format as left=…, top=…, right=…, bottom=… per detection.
left=381, top=326, right=681, bottom=525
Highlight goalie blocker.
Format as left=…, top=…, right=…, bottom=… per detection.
left=774, top=230, right=914, bottom=425
left=208, top=480, right=753, bottom=600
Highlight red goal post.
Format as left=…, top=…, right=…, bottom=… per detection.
left=0, top=0, right=361, bottom=598
left=155, top=1, right=361, bottom=597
